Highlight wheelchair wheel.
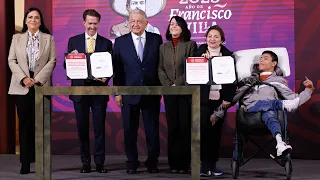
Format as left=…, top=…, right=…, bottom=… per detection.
left=232, top=160, right=239, bottom=179
left=285, top=159, right=292, bottom=180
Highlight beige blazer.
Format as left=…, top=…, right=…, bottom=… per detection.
left=158, top=40, right=197, bottom=86
left=8, top=32, right=56, bottom=95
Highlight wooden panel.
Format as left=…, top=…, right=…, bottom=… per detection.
left=0, top=0, right=16, bottom=154
left=34, top=86, right=201, bottom=180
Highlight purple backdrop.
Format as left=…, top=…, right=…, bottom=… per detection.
left=52, top=0, right=294, bottom=112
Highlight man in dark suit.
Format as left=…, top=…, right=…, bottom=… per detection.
left=66, top=9, right=112, bottom=173
left=113, top=9, right=163, bottom=174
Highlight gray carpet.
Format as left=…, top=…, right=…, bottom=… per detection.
left=0, top=155, right=319, bottom=180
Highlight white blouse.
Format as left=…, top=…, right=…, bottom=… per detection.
left=26, top=30, right=40, bottom=72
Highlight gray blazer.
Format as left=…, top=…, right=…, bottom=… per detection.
left=158, top=40, right=197, bottom=86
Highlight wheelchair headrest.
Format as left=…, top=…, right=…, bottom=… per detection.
left=234, top=47, right=290, bottom=80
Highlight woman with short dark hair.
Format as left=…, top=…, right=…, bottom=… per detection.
left=158, top=16, right=197, bottom=174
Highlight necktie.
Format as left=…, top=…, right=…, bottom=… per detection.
left=137, top=36, right=144, bottom=61
left=87, top=37, right=94, bottom=53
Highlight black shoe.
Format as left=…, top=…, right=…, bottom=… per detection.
left=20, top=163, right=30, bottom=174
left=179, top=169, right=188, bottom=174
left=80, top=163, right=91, bottom=173
left=126, top=168, right=137, bottom=174
left=96, top=164, right=108, bottom=173
left=169, top=169, right=179, bottom=173
left=147, top=167, right=159, bottom=173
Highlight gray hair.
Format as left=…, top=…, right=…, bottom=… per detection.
left=129, top=9, right=147, bottom=21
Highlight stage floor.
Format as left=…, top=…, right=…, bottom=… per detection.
left=0, top=155, right=319, bottom=180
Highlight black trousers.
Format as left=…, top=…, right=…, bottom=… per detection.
left=15, top=87, right=35, bottom=164
left=163, top=95, right=191, bottom=170
left=200, top=99, right=225, bottom=169
left=121, top=97, right=160, bottom=169
left=73, top=95, right=108, bottom=165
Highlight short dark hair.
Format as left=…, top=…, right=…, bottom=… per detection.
left=205, top=25, right=225, bottom=43
left=83, top=9, right=101, bottom=22
left=165, top=16, right=191, bottom=42
left=22, top=7, right=50, bottom=34
left=262, top=50, right=278, bottom=63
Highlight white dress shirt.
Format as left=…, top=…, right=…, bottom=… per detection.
left=85, top=32, right=97, bottom=53
left=131, top=31, right=146, bottom=56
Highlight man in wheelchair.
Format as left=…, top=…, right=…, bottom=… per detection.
left=210, top=50, right=314, bottom=157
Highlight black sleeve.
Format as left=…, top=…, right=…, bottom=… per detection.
left=194, top=44, right=207, bottom=57
left=112, top=38, right=125, bottom=86
left=106, top=39, right=113, bottom=85
left=107, top=39, right=113, bottom=54
left=221, top=83, right=238, bottom=102
left=156, top=34, right=163, bottom=86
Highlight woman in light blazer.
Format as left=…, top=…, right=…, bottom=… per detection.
left=158, top=16, right=197, bottom=174
left=8, top=7, right=56, bottom=174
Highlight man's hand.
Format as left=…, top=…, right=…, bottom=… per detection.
left=221, top=100, right=231, bottom=108
left=303, top=76, right=314, bottom=88
left=94, top=78, right=108, bottom=83
left=210, top=114, right=218, bottom=127
left=115, top=95, right=123, bottom=107
left=70, top=49, right=79, bottom=54
left=23, top=77, right=35, bottom=88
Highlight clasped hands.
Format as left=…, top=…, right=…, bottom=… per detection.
left=22, top=77, right=40, bottom=88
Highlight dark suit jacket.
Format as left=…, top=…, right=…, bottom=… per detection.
left=66, top=33, right=113, bottom=102
left=194, top=44, right=237, bottom=104
left=113, top=31, right=163, bottom=105
left=158, top=40, right=197, bottom=86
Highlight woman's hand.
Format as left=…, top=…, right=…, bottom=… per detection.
left=201, top=50, right=211, bottom=59
left=23, top=77, right=35, bottom=88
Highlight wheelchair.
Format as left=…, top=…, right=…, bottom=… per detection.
left=231, top=47, right=293, bottom=180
